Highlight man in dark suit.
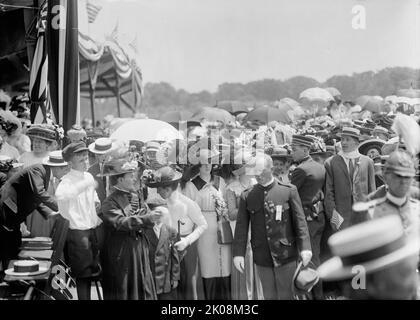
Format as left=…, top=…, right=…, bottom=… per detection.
left=0, top=153, right=69, bottom=269
left=233, top=153, right=312, bottom=299
left=88, top=138, right=114, bottom=203
left=324, top=127, right=376, bottom=231
left=291, top=134, right=326, bottom=299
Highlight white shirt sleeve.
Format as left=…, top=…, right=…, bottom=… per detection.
left=55, top=175, right=94, bottom=201
left=183, top=200, right=208, bottom=245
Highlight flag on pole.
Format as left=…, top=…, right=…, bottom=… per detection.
left=47, top=0, right=80, bottom=132
left=29, top=0, right=48, bottom=123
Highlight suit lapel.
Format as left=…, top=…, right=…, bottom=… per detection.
left=335, top=155, right=350, bottom=184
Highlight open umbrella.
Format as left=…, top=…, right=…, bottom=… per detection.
left=278, top=97, right=299, bottom=108
left=243, top=106, right=291, bottom=124
left=192, top=107, right=235, bottom=124
left=216, top=101, right=250, bottom=115
left=299, top=88, right=335, bottom=108
left=110, top=119, right=183, bottom=142
left=325, top=87, right=342, bottom=99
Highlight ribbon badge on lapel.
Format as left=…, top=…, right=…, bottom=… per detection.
left=264, top=200, right=276, bottom=215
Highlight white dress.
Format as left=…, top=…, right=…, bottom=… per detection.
left=183, top=176, right=231, bottom=279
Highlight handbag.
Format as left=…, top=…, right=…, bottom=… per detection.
left=216, top=215, right=233, bottom=245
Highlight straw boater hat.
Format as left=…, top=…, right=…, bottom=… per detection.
left=42, top=151, right=68, bottom=167
left=337, top=127, right=360, bottom=140
left=27, top=124, right=57, bottom=142
left=317, top=215, right=419, bottom=281
left=88, top=137, right=113, bottom=155
left=144, top=166, right=182, bottom=188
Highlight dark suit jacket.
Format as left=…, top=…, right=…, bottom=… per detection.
left=324, top=154, right=375, bottom=229
left=0, top=164, right=57, bottom=229
left=88, top=162, right=107, bottom=203
left=144, top=225, right=180, bottom=295
left=291, top=156, right=326, bottom=207
left=233, top=180, right=311, bottom=267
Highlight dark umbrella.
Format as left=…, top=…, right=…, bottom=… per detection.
left=192, top=107, right=235, bottom=124
left=216, top=101, right=249, bottom=115
left=243, top=105, right=291, bottom=124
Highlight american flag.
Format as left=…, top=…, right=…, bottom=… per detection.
left=86, top=0, right=102, bottom=23
left=330, top=209, right=344, bottom=230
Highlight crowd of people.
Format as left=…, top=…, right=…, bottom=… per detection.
left=0, top=90, right=419, bottom=300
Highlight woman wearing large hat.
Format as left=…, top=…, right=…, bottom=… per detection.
left=144, top=166, right=208, bottom=300
left=182, top=148, right=232, bottom=300
left=99, top=157, right=161, bottom=300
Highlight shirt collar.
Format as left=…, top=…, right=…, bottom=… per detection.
left=386, top=192, right=407, bottom=207
left=259, top=177, right=275, bottom=188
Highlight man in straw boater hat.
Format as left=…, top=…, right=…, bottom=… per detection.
left=324, top=127, right=376, bottom=232
left=99, top=157, right=162, bottom=300
left=88, top=137, right=114, bottom=203
left=144, top=166, right=207, bottom=300
left=232, top=152, right=312, bottom=300
left=317, top=215, right=419, bottom=299
left=55, top=141, right=104, bottom=300
left=290, top=134, right=326, bottom=299
left=0, top=151, right=68, bottom=271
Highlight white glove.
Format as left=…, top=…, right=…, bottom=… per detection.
left=300, top=250, right=313, bottom=267
left=20, top=223, right=31, bottom=237
left=233, top=256, right=245, bottom=274
left=174, top=237, right=189, bottom=251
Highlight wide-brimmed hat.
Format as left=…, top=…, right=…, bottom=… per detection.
left=88, top=137, right=113, bottom=155
left=144, top=166, right=182, bottom=188
left=27, top=124, right=57, bottom=142
left=291, top=135, right=314, bottom=148
left=270, top=146, right=293, bottom=160
left=317, top=215, right=419, bottom=281
left=5, top=260, right=48, bottom=277
left=372, top=126, right=389, bottom=138
left=98, top=158, right=138, bottom=177
left=42, top=151, right=68, bottom=167
left=358, top=139, right=385, bottom=158
left=337, top=127, right=360, bottom=140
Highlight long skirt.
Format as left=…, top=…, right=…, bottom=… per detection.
left=102, top=232, right=157, bottom=300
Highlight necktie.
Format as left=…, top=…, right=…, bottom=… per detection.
left=349, top=159, right=355, bottom=181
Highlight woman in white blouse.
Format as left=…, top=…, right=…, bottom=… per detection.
left=146, top=166, right=208, bottom=300
left=183, top=150, right=232, bottom=300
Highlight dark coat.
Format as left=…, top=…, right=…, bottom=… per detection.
left=291, top=156, right=326, bottom=211
left=88, top=162, right=107, bottom=203
left=99, top=189, right=157, bottom=300
left=144, top=224, right=181, bottom=295
left=233, top=180, right=311, bottom=268
left=324, top=154, right=375, bottom=229
left=0, top=164, right=57, bottom=229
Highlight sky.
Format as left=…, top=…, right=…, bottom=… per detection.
left=97, top=0, right=420, bottom=93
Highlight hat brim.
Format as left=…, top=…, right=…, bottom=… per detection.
left=27, top=134, right=56, bottom=142
left=336, top=133, right=360, bottom=140
left=88, top=142, right=112, bottom=155
left=317, top=240, right=419, bottom=282
left=5, top=266, right=49, bottom=277
left=97, top=169, right=136, bottom=177
left=145, top=172, right=182, bottom=188
left=42, top=160, right=68, bottom=167
left=271, top=154, right=293, bottom=160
